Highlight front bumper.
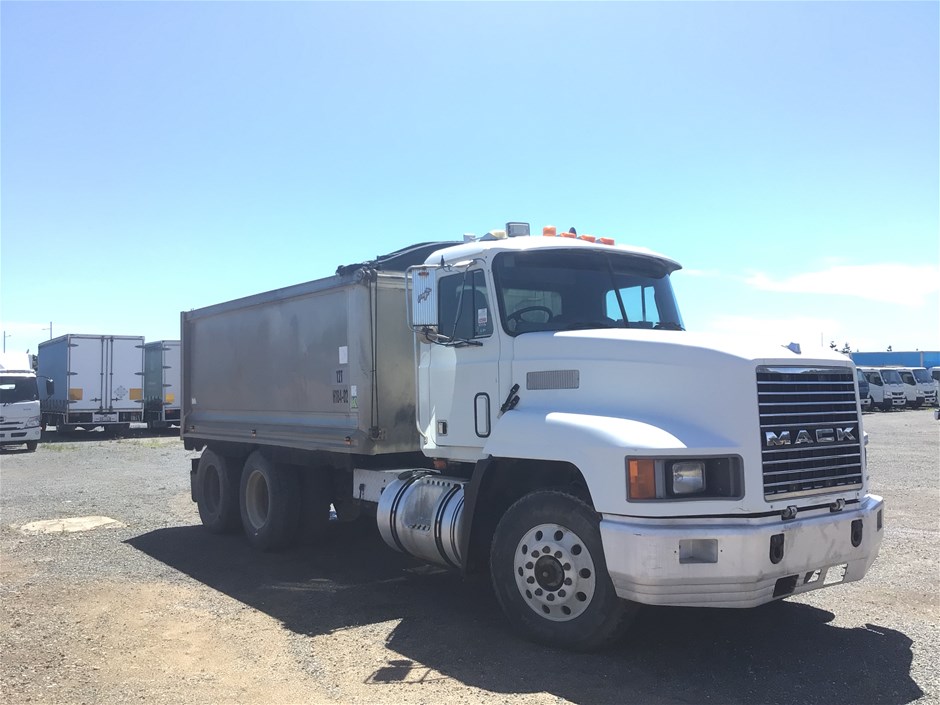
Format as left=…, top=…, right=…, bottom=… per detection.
left=0, top=426, right=41, bottom=444
left=599, top=494, right=884, bottom=608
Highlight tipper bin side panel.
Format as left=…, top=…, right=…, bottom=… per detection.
left=184, top=286, right=367, bottom=451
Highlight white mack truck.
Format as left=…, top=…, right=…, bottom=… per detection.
left=181, top=222, right=884, bottom=650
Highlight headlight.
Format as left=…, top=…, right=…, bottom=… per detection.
left=627, top=457, right=743, bottom=501
left=671, top=461, right=705, bottom=494
left=27, top=416, right=41, bottom=427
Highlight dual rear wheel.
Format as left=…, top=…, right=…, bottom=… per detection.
left=194, top=449, right=331, bottom=550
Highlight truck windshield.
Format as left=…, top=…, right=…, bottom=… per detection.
left=0, top=376, right=39, bottom=403
left=881, top=369, right=903, bottom=385
left=912, top=369, right=931, bottom=384
left=899, top=371, right=916, bottom=385
left=492, top=249, right=683, bottom=335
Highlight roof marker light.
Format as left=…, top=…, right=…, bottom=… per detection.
left=580, top=235, right=596, bottom=243
left=599, top=237, right=616, bottom=245
left=561, top=231, right=577, bottom=238
left=543, top=225, right=557, bottom=237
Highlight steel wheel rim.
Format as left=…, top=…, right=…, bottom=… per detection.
left=513, top=522, right=596, bottom=622
left=245, top=470, right=269, bottom=530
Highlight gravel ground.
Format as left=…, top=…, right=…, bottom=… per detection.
left=1, top=411, right=937, bottom=705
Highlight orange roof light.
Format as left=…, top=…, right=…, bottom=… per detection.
left=580, top=235, right=596, bottom=243
left=599, top=237, right=616, bottom=245
left=560, top=231, right=577, bottom=238
left=543, top=225, right=557, bottom=237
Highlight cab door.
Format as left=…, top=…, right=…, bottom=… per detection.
left=419, top=268, right=501, bottom=457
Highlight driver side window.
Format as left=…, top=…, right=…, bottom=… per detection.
left=438, top=270, right=493, bottom=340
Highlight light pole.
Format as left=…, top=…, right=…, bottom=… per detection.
left=42, top=322, right=53, bottom=340
left=2, top=331, right=10, bottom=352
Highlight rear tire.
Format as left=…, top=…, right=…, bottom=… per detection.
left=489, top=490, right=636, bottom=651
left=239, top=451, right=301, bottom=551
left=196, top=449, right=242, bottom=533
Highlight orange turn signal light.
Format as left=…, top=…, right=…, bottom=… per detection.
left=599, top=237, right=616, bottom=245
left=543, top=225, right=557, bottom=237
left=628, top=459, right=656, bottom=499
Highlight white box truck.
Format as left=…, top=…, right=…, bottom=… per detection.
left=38, top=334, right=145, bottom=433
left=143, top=340, right=181, bottom=429
left=182, top=224, right=884, bottom=650
left=1, top=352, right=50, bottom=451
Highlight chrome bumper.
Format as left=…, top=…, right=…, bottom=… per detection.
left=599, top=494, right=884, bottom=608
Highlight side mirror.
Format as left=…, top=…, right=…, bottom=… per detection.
left=46, top=378, right=55, bottom=396
left=408, top=266, right=439, bottom=331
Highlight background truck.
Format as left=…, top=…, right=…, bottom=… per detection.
left=894, top=367, right=926, bottom=408
left=899, top=367, right=937, bottom=407
left=0, top=352, right=50, bottom=451
left=181, top=224, right=884, bottom=650
left=860, top=367, right=907, bottom=412
left=38, top=334, right=145, bottom=434
left=143, top=340, right=181, bottom=430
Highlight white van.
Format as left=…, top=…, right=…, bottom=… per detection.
left=930, top=367, right=940, bottom=404
left=903, top=367, right=938, bottom=407
left=860, top=367, right=906, bottom=411
left=893, top=368, right=926, bottom=408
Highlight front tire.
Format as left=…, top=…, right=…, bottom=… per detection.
left=195, top=449, right=242, bottom=533
left=25, top=440, right=38, bottom=452
left=489, top=490, right=636, bottom=651
left=239, top=451, right=301, bottom=551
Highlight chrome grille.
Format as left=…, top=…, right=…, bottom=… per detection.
left=758, top=366, right=863, bottom=500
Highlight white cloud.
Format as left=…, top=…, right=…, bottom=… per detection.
left=702, top=314, right=840, bottom=347
left=679, top=268, right=722, bottom=278
left=745, top=264, right=940, bottom=306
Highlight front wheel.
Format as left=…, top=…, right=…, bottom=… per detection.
left=25, top=440, right=38, bottom=452
left=489, top=490, right=636, bottom=651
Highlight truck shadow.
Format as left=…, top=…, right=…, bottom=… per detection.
left=39, top=425, right=180, bottom=444
left=126, top=525, right=923, bottom=705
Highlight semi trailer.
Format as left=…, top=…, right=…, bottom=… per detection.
left=181, top=223, right=884, bottom=650
left=38, top=334, right=145, bottom=433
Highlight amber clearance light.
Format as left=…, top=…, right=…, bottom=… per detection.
left=628, top=459, right=656, bottom=499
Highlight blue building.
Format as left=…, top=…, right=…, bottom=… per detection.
left=851, top=351, right=940, bottom=368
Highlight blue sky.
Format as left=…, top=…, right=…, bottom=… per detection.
left=2, top=2, right=937, bottom=356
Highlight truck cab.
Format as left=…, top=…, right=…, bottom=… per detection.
left=903, top=367, right=937, bottom=408
left=0, top=352, right=51, bottom=452
left=405, top=226, right=882, bottom=640
left=860, top=367, right=906, bottom=411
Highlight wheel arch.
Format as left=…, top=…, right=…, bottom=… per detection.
left=459, top=456, right=590, bottom=575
